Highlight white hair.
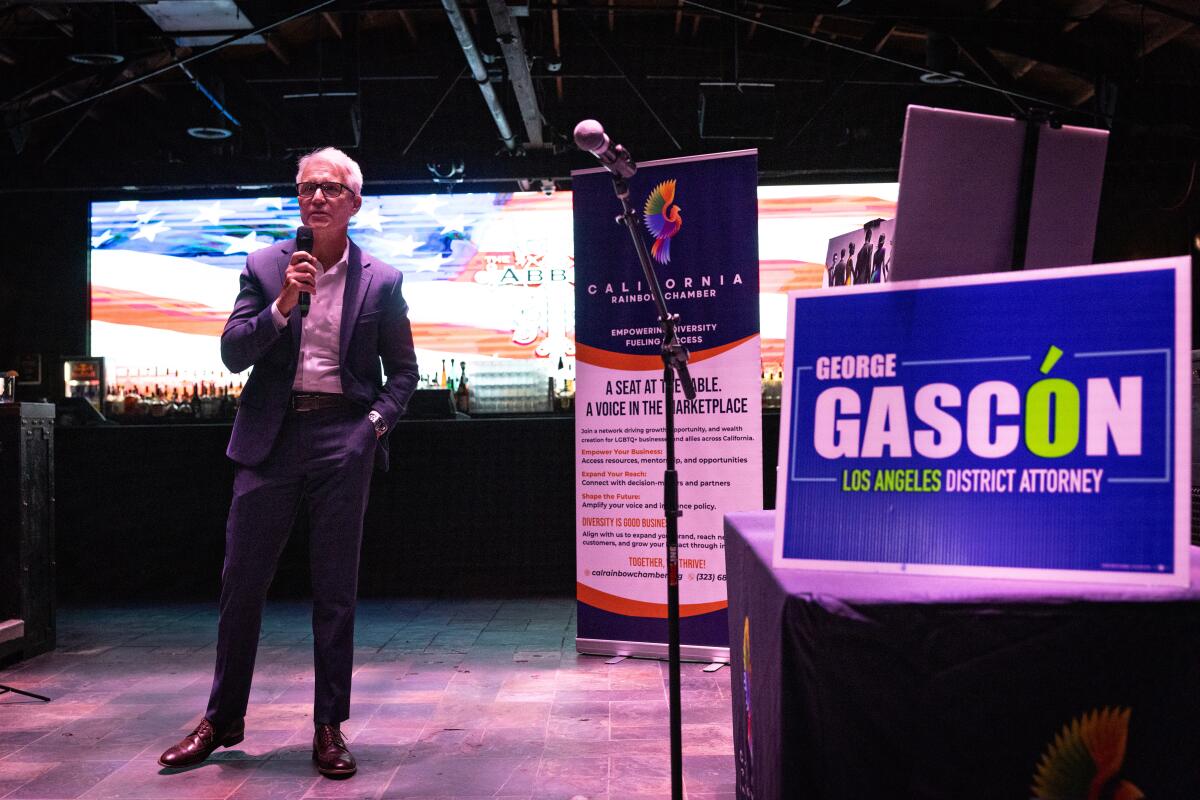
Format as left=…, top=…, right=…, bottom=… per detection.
left=296, top=147, right=363, bottom=195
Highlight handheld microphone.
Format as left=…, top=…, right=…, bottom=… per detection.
left=295, top=225, right=313, bottom=318
left=573, top=119, right=636, bottom=180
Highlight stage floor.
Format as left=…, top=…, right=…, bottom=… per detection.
left=0, top=599, right=733, bottom=799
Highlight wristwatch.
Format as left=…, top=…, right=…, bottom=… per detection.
left=368, top=410, right=388, bottom=438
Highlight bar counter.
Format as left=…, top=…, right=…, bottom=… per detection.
left=53, top=412, right=781, bottom=602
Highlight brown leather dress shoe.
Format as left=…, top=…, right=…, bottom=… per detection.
left=312, top=723, right=357, bottom=777
left=158, top=718, right=245, bottom=768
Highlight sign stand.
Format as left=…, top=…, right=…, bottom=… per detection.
left=0, top=684, right=50, bottom=702
left=1011, top=109, right=1063, bottom=271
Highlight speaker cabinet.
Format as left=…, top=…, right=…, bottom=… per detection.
left=0, top=402, right=55, bottom=663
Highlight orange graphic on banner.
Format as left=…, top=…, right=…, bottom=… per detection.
left=576, top=582, right=728, bottom=619
left=576, top=334, right=756, bottom=371
left=756, top=195, right=896, bottom=218
left=92, top=286, right=549, bottom=359
left=759, top=259, right=826, bottom=294
left=92, top=287, right=226, bottom=336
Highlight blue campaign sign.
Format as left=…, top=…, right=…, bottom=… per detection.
left=774, top=258, right=1191, bottom=585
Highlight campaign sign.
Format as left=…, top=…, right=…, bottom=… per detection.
left=775, top=258, right=1190, bottom=585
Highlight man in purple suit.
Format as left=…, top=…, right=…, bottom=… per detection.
left=159, top=148, right=418, bottom=778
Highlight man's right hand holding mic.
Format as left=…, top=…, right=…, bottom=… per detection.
left=274, top=225, right=318, bottom=319
left=277, top=250, right=320, bottom=317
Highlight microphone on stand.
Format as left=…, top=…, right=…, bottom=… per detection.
left=573, top=119, right=637, bottom=180
left=295, top=225, right=313, bottom=318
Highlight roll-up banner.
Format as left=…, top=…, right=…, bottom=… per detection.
left=573, top=150, right=762, bottom=660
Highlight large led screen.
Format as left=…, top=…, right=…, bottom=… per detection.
left=89, top=183, right=897, bottom=397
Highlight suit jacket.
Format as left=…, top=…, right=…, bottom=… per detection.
left=220, top=237, right=419, bottom=471
left=855, top=243, right=873, bottom=285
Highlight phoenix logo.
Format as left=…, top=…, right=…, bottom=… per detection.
left=1031, top=707, right=1143, bottom=800
left=643, top=179, right=682, bottom=265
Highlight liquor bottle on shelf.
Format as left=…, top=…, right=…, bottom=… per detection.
left=200, top=382, right=216, bottom=420
left=189, top=384, right=202, bottom=417
left=439, top=359, right=447, bottom=388
left=218, top=385, right=233, bottom=419
left=177, top=387, right=195, bottom=420
left=455, top=362, right=470, bottom=414
left=126, top=385, right=144, bottom=417
left=148, top=385, right=167, bottom=419
left=104, top=385, right=122, bottom=418
left=761, top=364, right=783, bottom=409
left=552, top=357, right=573, bottom=412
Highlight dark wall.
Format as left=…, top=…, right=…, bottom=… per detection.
left=55, top=418, right=578, bottom=602
left=54, top=414, right=782, bottom=603
left=1093, top=160, right=1200, bottom=265
left=0, top=193, right=89, bottom=400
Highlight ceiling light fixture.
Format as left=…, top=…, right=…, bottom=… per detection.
left=428, top=159, right=466, bottom=185
left=920, top=32, right=962, bottom=86
left=67, top=52, right=124, bottom=66
left=919, top=70, right=964, bottom=85
left=187, top=126, right=233, bottom=140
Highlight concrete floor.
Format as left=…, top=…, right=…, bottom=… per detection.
left=0, top=600, right=734, bottom=799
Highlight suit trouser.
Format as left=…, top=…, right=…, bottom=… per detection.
left=205, top=404, right=376, bottom=729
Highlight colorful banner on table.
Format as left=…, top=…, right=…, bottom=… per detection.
left=775, top=257, right=1191, bottom=585
left=824, top=218, right=895, bottom=287
left=573, top=150, right=762, bottom=655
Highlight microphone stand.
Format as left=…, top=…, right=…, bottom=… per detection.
left=608, top=170, right=695, bottom=800
left=0, top=684, right=51, bottom=702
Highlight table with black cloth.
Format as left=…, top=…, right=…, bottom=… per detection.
left=724, top=511, right=1200, bottom=800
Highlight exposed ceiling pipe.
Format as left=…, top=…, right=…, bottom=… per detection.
left=487, top=0, right=544, bottom=148
left=178, top=62, right=241, bottom=129
left=440, top=0, right=519, bottom=153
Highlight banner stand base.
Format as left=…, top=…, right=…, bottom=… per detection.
left=576, top=637, right=729, bottom=664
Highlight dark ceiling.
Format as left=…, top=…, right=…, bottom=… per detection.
left=1, top=0, right=1198, bottom=201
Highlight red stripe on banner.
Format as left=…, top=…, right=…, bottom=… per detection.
left=576, top=582, right=728, bottom=619
left=92, top=287, right=227, bottom=336
left=409, top=322, right=544, bottom=358
left=91, top=286, right=553, bottom=360
left=501, top=192, right=575, bottom=212
left=576, top=333, right=757, bottom=370
left=759, top=259, right=826, bottom=293
left=761, top=337, right=785, bottom=367
left=756, top=195, right=897, bottom=217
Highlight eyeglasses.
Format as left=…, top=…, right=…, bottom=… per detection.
left=297, top=181, right=354, bottom=198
